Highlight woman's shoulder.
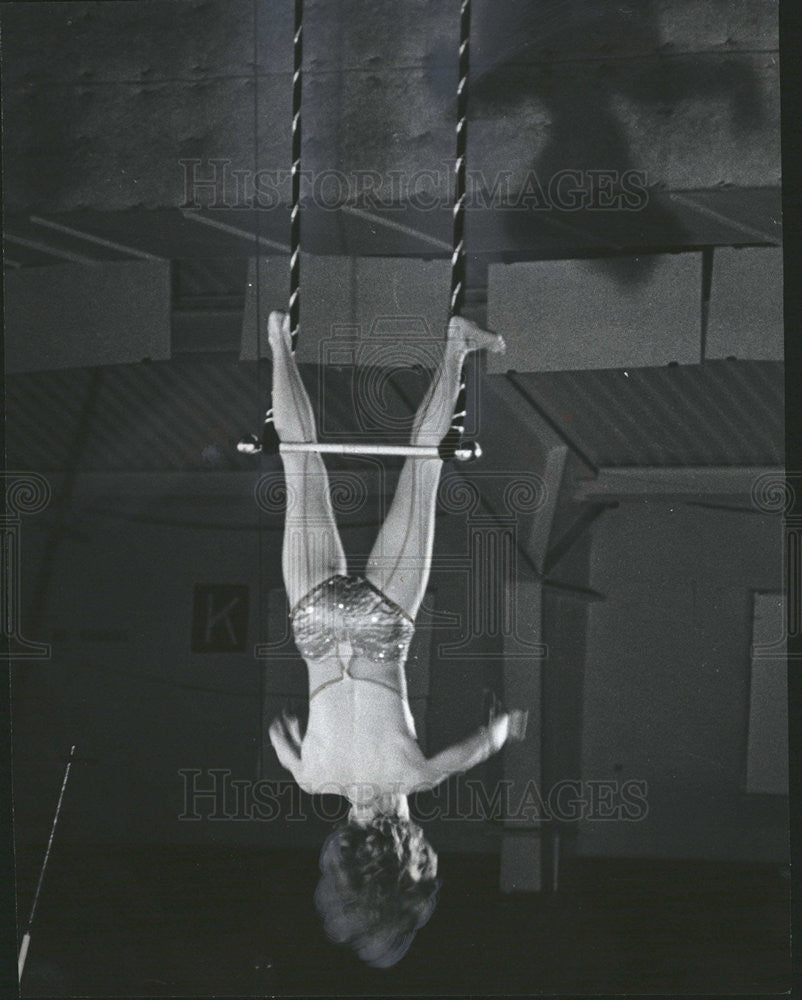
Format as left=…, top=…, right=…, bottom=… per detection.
left=300, top=729, right=428, bottom=793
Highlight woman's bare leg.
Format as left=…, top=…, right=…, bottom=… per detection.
left=364, top=317, right=504, bottom=618
left=269, top=311, right=347, bottom=608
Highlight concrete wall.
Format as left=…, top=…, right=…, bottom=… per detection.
left=11, top=469, right=503, bottom=853
left=240, top=256, right=451, bottom=363
left=576, top=500, right=787, bottom=862
left=487, top=246, right=783, bottom=373
left=487, top=254, right=702, bottom=372
left=12, top=473, right=270, bottom=849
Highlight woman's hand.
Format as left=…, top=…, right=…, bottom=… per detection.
left=269, top=708, right=303, bottom=774
left=280, top=708, right=303, bottom=749
left=486, top=692, right=528, bottom=751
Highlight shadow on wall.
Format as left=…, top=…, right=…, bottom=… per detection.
left=470, top=0, right=764, bottom=287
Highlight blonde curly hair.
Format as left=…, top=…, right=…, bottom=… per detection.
left=314, top=815, right=439, bottom=968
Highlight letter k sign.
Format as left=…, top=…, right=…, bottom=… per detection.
left=192, top=585, right=249, bottom=652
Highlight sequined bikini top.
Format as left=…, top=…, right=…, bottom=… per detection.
left=289, top=575, right=415, bottom=681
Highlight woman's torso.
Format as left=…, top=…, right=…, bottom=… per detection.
left=300, top=665, right=426, bottom=795
left=290, top=575, right=427, bottom=795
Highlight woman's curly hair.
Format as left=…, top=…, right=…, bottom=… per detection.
left=314, top=814, right=439, bottom=968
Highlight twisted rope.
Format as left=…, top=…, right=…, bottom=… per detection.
left=444, top=0, right=473, bottom=455
left=255, top=0, right=303, bottom=447
left=450, top=0, right=471, bottom=321
left=240, top=0, right=480, bottom=461
left=289, top=0, right=304, bottom=352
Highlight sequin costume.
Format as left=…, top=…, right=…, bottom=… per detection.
left=290, top=574, right=416, bottom=698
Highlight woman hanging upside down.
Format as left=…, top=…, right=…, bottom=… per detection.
left=265, top=309, right=527, bottom=968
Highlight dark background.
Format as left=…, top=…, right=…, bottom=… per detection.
left=2, top=0, right=794, bottom=995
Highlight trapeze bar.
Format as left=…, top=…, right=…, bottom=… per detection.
left=278, top=441, right=482, bottom=461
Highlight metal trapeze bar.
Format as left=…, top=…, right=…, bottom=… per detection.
left=278, top=441, right=481, bottom=460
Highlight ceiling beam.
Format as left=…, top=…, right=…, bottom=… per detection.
left=484, top=374, right=563, bottom=455
left=543, top=501, right=614, bottom=575
left=180, top=209, right=289, bottom=253
left=521, top=444, right=568, bottom=575
left=30, top=216, right=165, bottom=262
left=493, top=372, right=598, bottom=473
left=575, top=465, right=783, bottom=502
left=5, top=233, right=99, bottom=266
left=542, top=579, right=605, bottom=602
left=341, top=204, right=452, bottom=252
left=667, top=191, right=780, bottom=246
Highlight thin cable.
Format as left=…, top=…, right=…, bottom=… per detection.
left=252, top=0, right=266, bottom=780
left=18, top=745, right=77, bottom=982
left=251, top=0, right=263, bottom=372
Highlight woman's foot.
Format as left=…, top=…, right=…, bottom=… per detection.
left=447, top=316, right=505, bottom=355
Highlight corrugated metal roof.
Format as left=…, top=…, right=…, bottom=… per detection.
left=510, top=359, right=784, bottom=468
left=5, top=357, right=783, bottom=474
left=4, top=358, right=419, bottom=473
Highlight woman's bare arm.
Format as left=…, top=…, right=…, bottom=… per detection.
left=414, top=709, right=528, bottom=791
